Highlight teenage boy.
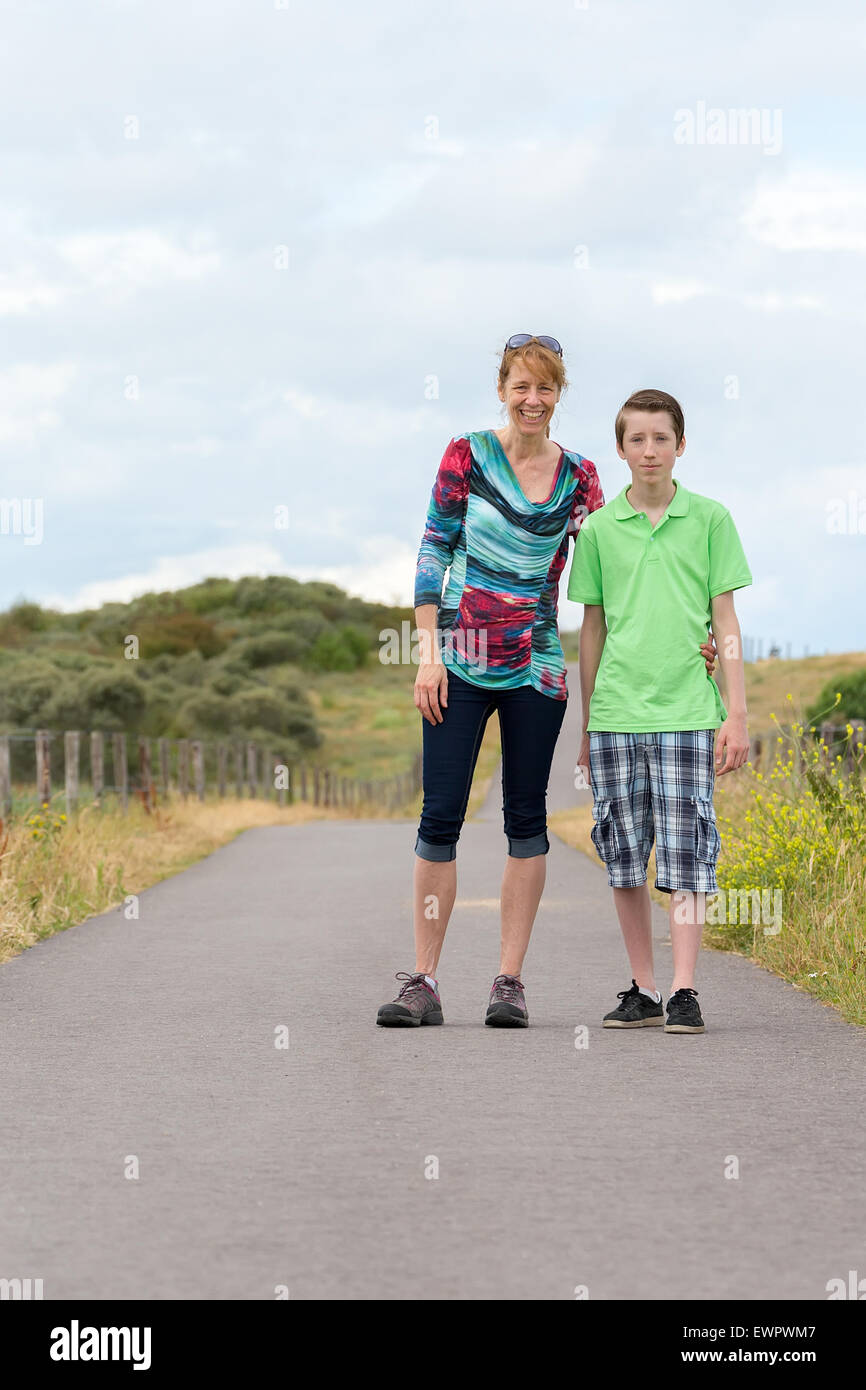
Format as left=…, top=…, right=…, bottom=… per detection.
left=567, top=389, right=752, bottom=1033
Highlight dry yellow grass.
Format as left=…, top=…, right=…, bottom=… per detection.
left=0, top=796, right=334, bottom=965
left=735, top=650, right=866, bottom=729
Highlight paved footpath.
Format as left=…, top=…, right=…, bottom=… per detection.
left=1, top=685, right=864, bottom=1301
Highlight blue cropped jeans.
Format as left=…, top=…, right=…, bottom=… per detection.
left=414, top=667, right=568, bottom=861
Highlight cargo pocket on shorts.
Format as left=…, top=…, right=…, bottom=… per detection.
left=590, top=798, right=619, bottom=863
left=691, top=796, right=721, bottom=862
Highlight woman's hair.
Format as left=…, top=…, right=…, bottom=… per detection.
left=497, top=338, right=568, bottom=438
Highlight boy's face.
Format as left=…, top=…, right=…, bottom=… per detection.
left=617, top=410, right=685, bottom=483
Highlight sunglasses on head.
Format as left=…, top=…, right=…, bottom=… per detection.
left=505, top=333, right=563, bottom=357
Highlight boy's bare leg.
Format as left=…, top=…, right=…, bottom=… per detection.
left=611, top=884, right=657, bottom=990
left=412, top=857, right=457, bottom=976
left=499, top=853, right=546, bottom=976
left=669, top=890, right=706, bottom=992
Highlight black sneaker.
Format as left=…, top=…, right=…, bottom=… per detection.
left=603, top=979, right=664, bottom=1028
left=377, top=972, right=444, bottom=1027
left=665, top=987, right=705, bottom=1033
left=485, top=974, right=528, bottom=1027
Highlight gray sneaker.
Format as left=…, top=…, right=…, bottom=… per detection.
left=377, top=972, right=444, bottom=1027
left=485, top=974, right=528, bottom=1027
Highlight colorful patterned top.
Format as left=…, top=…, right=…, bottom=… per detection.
left=414, top=430, right=605, bottom=700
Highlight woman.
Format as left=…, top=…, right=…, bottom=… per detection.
left=376, top=335, right=714, bottom=1028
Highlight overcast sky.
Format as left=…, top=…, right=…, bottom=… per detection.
left=1, top=0, right=864, bottom=655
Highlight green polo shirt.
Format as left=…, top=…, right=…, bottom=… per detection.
left=566, top=479, right=752, bottom=732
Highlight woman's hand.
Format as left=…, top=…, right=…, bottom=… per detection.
left=415, top=662, right=449, bottom=725
left=700, top=629, right=718, bottom=673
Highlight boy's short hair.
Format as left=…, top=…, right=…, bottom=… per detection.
left=615, top=389, right=685, bottom=449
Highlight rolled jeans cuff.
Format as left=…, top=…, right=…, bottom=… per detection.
left=414, top=834, right=457, bottom=862
left=507, top=831, right=549, bottom=858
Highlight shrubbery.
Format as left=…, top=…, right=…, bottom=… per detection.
left=806, top=671, right=866, bottom=727
left=0, top=575, right=396, bottom=752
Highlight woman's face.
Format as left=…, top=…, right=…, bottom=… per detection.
left=498, top=360, right=560, bottom=437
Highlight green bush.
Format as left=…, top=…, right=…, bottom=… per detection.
left=6, top=601, right=50, bottom=632
left=136, top=611, right=226, bottom=659
left=0, top=660, right=67, bottom=726
left=305, top=624, right=370, bottom=672
left=271, top=608, right=328, bottom=644
left=237, top=631, right=306, bottom=668
left=179, top=578, right=239, bottom=614
left=42, top=667, right=148, bottom=732
left=168, top=651, right=207, bottom=686
left=227, top=688, right=293, bottom=736
left=806, top=672, right=866, bottom=728
left=234, top=575, right=305, bottom=615
left=208, top=669, right=247, bottom=697
left=174, top=692, right=235, bottom=737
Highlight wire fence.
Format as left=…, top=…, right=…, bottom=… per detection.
left=0, top=730, right=423, bottom=819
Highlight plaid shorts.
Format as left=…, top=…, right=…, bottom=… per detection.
left=588, top=730, right=720, bottom=893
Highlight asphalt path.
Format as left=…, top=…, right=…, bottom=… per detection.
left=1, top=677, right=864, bottom=1300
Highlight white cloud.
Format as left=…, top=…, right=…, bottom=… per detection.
left=651, top=281, right=709, bottom=305
left=168, top=437, right=224, bottom=456
left=0, top=363, right=77, bottom=444
left=0, top=271, right=65, bottom=315
left=243, top=383, right=433, bottom=449
left=288, top=536, right=418, bottom=607
left=58, top=230, right=221, bottom=290
left=40, top=544, right=287, bottom=612
left=742, top=169, right=866, bottom=252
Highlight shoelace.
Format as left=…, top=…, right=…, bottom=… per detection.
left=616, top=982, right=641, bottom=1004
left=668, top=987, right=699, bottom=1008
left=394, top=971, right=432, bottom=999
left=491, top=974, right=524, bottom=1002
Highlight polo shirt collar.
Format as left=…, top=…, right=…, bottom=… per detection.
left=612, top=478, right=691, bottom=520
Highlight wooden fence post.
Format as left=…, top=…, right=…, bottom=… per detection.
left=35, top=729, right=51, bottom=807
left=0, top=735, right=10, bottom=819
left=158, top=737, right=170, bottom=801
left=178, top=739, right=190, bottom=800
left=91, top=731, right=104, bottom=808
left=138, top=735, right=153, bottom=811
left=192, top=740, right=205, bottom=801
left=266, top=750, right=276, bottom=801
left=272, top=752, right=285, bottom=805
left=65, top=730, right=80, bottom=816
left=113, top=732, right=128, bottom=812
left=819, top=722, right=837, bottom=764
left=235, top=742, right=244, bottom=798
